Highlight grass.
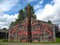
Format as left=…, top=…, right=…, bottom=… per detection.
left=55, top=38, right=60, bottom=43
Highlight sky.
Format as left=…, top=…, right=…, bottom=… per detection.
left=0, top=0, right=60, bottom=29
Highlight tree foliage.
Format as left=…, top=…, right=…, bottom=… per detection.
left=2, top=28, right=7, bottom=30
left=18, top=10, right=24, bottom=20
left=9, top=4, right=36, bottom=27
left=48, top=20, right=52, bottom=24
left=9, top=21, right=15, bottom=28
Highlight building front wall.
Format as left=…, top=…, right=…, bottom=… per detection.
left=9, top=18, right=56, bottom=42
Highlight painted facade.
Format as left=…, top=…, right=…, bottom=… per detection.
left=9, top=17, right=56, bottom=42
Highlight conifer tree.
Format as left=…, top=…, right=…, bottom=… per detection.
left=48, top=20, right=52, bottom=24
left=10, top=4, right=36, bottom=28
left=18, top=10, right=24, bottom=20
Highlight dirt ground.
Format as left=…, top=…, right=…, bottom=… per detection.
left=0, top=43, right=60, bottom=45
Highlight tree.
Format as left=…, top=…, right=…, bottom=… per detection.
left=30, top=5, right=36, bottom=19
left=48, top=20, right=52, bottom=24
left=9, top=4, right=36, bottom=28
left=18, top=9, right=24, bottom=20
left=9, top=21, right=15, bottom=28
left=14, top=19, right=19, bottom=25
left=2, top=28, right=7, bottom=30
left=9, top=10, right=25, bottom=27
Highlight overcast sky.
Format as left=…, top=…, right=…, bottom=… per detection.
left=0, top=0, right=60, bottom=29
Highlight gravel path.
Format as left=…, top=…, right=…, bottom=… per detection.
left=0, top=43, right=60, bottom=45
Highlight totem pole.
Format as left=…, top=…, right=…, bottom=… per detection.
left=27, top=4, right=32, bottom=42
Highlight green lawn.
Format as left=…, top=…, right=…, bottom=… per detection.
left=55, top=38, right=60, bottom=43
